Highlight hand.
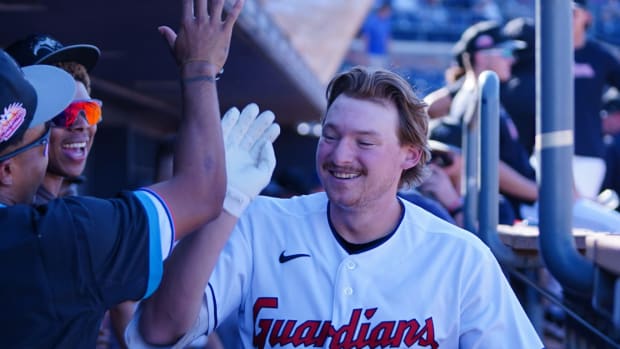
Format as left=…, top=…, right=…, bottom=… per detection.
left=158, top=0, right=245, bottom=72
left=419, top=163, right=462, bottom=211
left=221, top=103, right=280, bottom=216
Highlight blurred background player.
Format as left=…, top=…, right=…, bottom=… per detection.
left=571, top=0, right=620, bottom=199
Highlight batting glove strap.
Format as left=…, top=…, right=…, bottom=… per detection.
left=223, top=186, right=251, bottom=218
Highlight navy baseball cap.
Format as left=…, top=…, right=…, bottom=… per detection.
left=453, top=21, right=526, bottom=67
left=5, top=34, right=100, bottom=71
left=503, top=17, right=535, bottom=63
left=0, top=49, right=75, bottom=153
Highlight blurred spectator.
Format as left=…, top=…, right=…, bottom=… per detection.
left=599, top=0, right=620, bottom=37
left=392, top=0, right=419, bottom=13
left=416, top=141, right=517, bottom=225
left=601, top=90, right=620, bottom=210
left=504, top=0, right=535, bottom=18
left=430, top=20, right=536, bottom=220
left=419, top=0, right=449, bottom=35
left=602, top=87, right=620, bottom=135
left=473, top=0, right=504, bottom=22
left=361, top=1, right=393, bottom=68
left=401, top=141, right=464, bottom=226
left=443, top=0, right=475, bottom=9
left=416, top=155, right=464, bottom=225
left=572, top=0, right=620, bottom=199
left=424, top=65, right=465, bottom=119
left=501, top=17, right=537, bottom=156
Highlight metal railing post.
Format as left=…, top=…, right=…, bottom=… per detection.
left=478, top=70, right=524, bottom=266
left=536, top=0, right=593, bottom=294
left=462, top=83, right=479, bottom=233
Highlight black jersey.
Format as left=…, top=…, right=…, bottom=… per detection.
left=0, top=189, right=173, bottom=348
left=574, top=40, right=620, bottom=158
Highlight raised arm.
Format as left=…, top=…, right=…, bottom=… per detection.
left=134, top=104, right=280, bottom=346
left=147, top=0, right=244, bottom=238
left=424, top=86, right=453, bottom=119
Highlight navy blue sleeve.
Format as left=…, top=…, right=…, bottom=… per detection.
left=40, top=191, right=167, bottom=308
left=399, top=192, right=456, bottom=224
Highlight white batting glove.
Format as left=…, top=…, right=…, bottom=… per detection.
left=221, top=103, right=280, bottom=217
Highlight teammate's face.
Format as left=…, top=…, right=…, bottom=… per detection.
left=476, top=49, right=514, bottom=82
left=316, top=95, right=418, bottom=209
left=3, top=125, right=50, bottom=204
left=573, top=7, right=592, bottom=35
left=47, top=81, right=98, bottom=178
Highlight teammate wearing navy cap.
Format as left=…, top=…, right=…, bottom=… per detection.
left=570, top=0, right=620, bottom=199
left=0, top=0, right=274, bottom=347
left=127, top=66, right=543, bottom=348
left=5, top=33, right=100, bottom=72
left=8, top=33, right=135, bottom=348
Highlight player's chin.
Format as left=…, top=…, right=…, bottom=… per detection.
left=324, top=189, right=360, bottom=208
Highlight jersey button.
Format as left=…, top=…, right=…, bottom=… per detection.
left=346, top=261, right=356, bottom=270
left=344, top=287, right=353, bottom=296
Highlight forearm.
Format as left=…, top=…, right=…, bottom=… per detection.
left=110, top=301, right=136, bottom=349
left=150, top=69, right=226, bottom=238
left=165, top=63, right=226, bottom=236
left=424, top=88, right=452, bottom=119
left=140, top=212, right=238, bottom=345
left=498, top=162, right=538, bottom=202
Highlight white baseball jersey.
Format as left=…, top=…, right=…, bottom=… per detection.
left=128, top=192, right=543, bottom=348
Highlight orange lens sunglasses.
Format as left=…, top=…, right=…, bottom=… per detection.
left=51, top=99, right=102, bottom=128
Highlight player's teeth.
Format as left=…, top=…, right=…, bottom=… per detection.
left=63, top=142, right=87, bottom=149
left=333, top=172, right=357, bottom=179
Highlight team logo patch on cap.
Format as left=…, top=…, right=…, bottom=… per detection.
left=32, top=36, right=63, bottom=57
left=0, top=103, right=26, bottom=143
left=475, top=34, right=495, bottom=49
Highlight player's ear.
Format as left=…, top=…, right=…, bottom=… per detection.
left=402, top=145, right=422, bottom=170
left=0, top=159, right=14, bottom=186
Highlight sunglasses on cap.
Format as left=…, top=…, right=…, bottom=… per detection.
left=50, top=99, right=102, bottom=128
left=0, top=126, right=51, bottom=163
left=480, top=47, right=514, bottom=59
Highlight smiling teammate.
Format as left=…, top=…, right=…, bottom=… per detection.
left=6, top=34, right=102, bottom=204
left=128, top=66, right=543, bottom=348
left=0, top=0, right=255, bottom=346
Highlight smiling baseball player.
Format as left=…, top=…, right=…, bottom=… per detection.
left=127, top=67, right=543, bottom=349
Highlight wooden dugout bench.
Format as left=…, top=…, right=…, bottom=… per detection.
left=497, top=224, right=620, bottom=334
left=585, top=234, right=620, bottom=330
left=496, top=224, right=595, bottom=267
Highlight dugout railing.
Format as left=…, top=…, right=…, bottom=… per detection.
left=462, top=2, right=620, bottom=347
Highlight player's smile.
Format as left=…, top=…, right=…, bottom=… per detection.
left=47, top=81, right=98, bottom=178
left=60, top=137, right=89, bottom=161
left=326, top=165, right=362, bottom=180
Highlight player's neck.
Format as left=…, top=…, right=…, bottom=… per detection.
left=40, top=173, right=64, bottom=199
left=328, top=198, right=402, bottom=244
